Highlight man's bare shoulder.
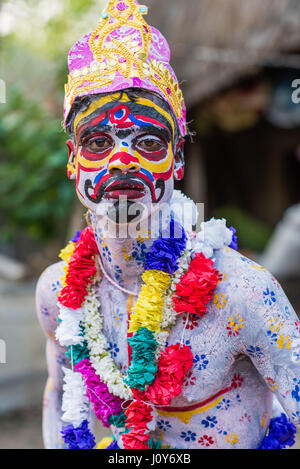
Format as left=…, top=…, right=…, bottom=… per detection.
left=214, top=246, right=276, bottom=294
left=36, top=261, right=65, bottom=340
left=212, top=245, right=295, bottom=319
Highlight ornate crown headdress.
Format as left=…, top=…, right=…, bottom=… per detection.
left=64, top=0, right=186, bottom=136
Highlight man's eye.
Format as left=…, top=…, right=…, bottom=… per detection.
left=85, top=137, right=112, bottom=153
left=137, top=138, right=164, bottom=152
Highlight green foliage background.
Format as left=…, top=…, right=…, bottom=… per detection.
left=0, top=0, right=106, bottom=245
left=0, top=88, right=72, bottom=241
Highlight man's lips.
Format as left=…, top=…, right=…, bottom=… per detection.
left=104, top=180, right=146, bottom=200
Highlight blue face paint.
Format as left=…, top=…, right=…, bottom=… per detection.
left=94, top=169, right=108, bottom=185
left=128, top=114, right=153, bottom=127
left=140, top=168, right=155, bottom=182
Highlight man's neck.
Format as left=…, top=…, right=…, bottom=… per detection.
left=90, top=212, right=157, bottom=293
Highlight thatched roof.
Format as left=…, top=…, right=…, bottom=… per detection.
left=147, top=0, right=300, bottom=106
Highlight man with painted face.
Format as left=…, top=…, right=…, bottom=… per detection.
left=36, top=0, right=300, bottom=450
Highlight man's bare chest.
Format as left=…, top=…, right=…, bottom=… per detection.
left=98, top=278, right=239, bottom=404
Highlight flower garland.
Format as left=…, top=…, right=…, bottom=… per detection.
left=259, top=414, right=296, bottom=449
left=56, top=213, right=237, bottom=449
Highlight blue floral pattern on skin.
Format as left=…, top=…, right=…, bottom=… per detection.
left=101, top=245, right=112, bottom=263
left=216, top=426, right=228, bottom=435
left=201, top=416, right=218, bottom=428
left=180, top=430, right=196, bottom=442
left=41, top=306, right=50, bottom=316
left=292, top=351, right=300, bottom=364
left=176, top=339, right=191, bottom=349
left=157, top=420, right=171, bottom=431
left=284, top=306, right=291, bottom=319
left=247, top=345, right=263, bottom=359
left=263, top=288, right=276, bottom=306
left=292, top=379, right=300, bottom=402
left=108, top=342, right=120, bottom=358
left=193, top=354, right=209, bottom=370
left=267, top=330, right=278, bottom=345
left=57, top=353, right=68, bottom=366
left=240, top=257, right=252, bottom=264
left=132, top=241, right=148, bottom=268
left=113, top=265, right=124, bottom=287
left=51, top=280, right=62, bottom=292
left=292, top=411, right=300, bottom=425
left=216, top=398, right=231, bottom=410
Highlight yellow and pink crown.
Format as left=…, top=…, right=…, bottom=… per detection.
left=64, top=0, right=186, bottom=136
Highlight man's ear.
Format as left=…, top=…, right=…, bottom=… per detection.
left=174, top=138, right=185, bottom=181
left=66, top=139, right=76, bottom=180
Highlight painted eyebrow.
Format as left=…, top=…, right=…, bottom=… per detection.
left=135, top=125, right=171, bottom=142
left=78, top=123, right=171, bottom=145
left=78, top=125, right=112, bottom=143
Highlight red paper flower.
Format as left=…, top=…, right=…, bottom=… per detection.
left=124, top=400, right=153, bottom=430
left=173, top=253, right=220, bottom=317
left=58, top=227, right=98, bottom=309
left=122, top=429, right=150, bottom=449
left=144, top=344, right=193, bottom=406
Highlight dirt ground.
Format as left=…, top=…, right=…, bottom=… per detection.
left=0, top=406, right=300, bottom=450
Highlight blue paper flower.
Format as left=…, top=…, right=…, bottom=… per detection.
left=61, top=420, right=96, bottom=449
left=259, top=414, right=296, bottom=449
left=106, top=439, right=120, bottom=449
left=145, top=220, right=186, bottom=274
left=71, top=230, right=82, bottom=243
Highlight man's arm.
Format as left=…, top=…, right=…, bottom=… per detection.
left=238, top=267, right=300, bottom=426
left=36, top=262, right=70, bottom=449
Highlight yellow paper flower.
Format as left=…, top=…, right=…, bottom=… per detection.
left=128, top=270, right=171, bottom=333
left=96, top=437, right=113, bottom=449
left=59, top=241, right=75, bottom=263
left=59, top=241, right=76, bottom=286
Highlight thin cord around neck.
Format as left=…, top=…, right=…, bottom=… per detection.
left=97, top=254, right=139, bottom=297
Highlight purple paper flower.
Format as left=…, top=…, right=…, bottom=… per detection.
left=228, top=227, right=238, bottom=251
left=61, top=420, right=96, bottom=449
left=71, top=230, right=83, bottom=243
left=259, top=413, right=296, bottom=449
left=145, top=220, right=186, bottom=274
left=74, top=359, right=123, bottom=427
left=106, top=439, right=120, bottom=449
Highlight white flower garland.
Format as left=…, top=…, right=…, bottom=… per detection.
left=61, top=367, right=90, bottom=428
left=82, top=287, right=133, bottom=400
left=56, top=306, right=84, bottom=347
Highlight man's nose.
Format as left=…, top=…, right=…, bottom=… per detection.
left=108, top=152, right=141, bottom=175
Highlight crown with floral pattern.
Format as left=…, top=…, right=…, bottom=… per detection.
left=64, top=0, right=186, bottom=136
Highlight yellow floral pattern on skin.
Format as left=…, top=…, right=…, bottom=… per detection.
left=266, top=377, right=279, bottom=392
left=261, top=412, right=269, bottom=428
left=251, top=264, right=266, bottom=272
left=277, top=335, right=292, bottom=350
left=269, top=316, right=284, bottom=334
left=213, top=292, right=228, bottom=309
left=225, top=433, right=239, bottom=445
left=227, top=314, right=245, bottom=337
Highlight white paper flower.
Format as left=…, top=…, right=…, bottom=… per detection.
left=170, top=190, right=198, bottom=229
left=61, top=367, right=90, bottom=427
left=56, top=306, right=84, bottom=347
